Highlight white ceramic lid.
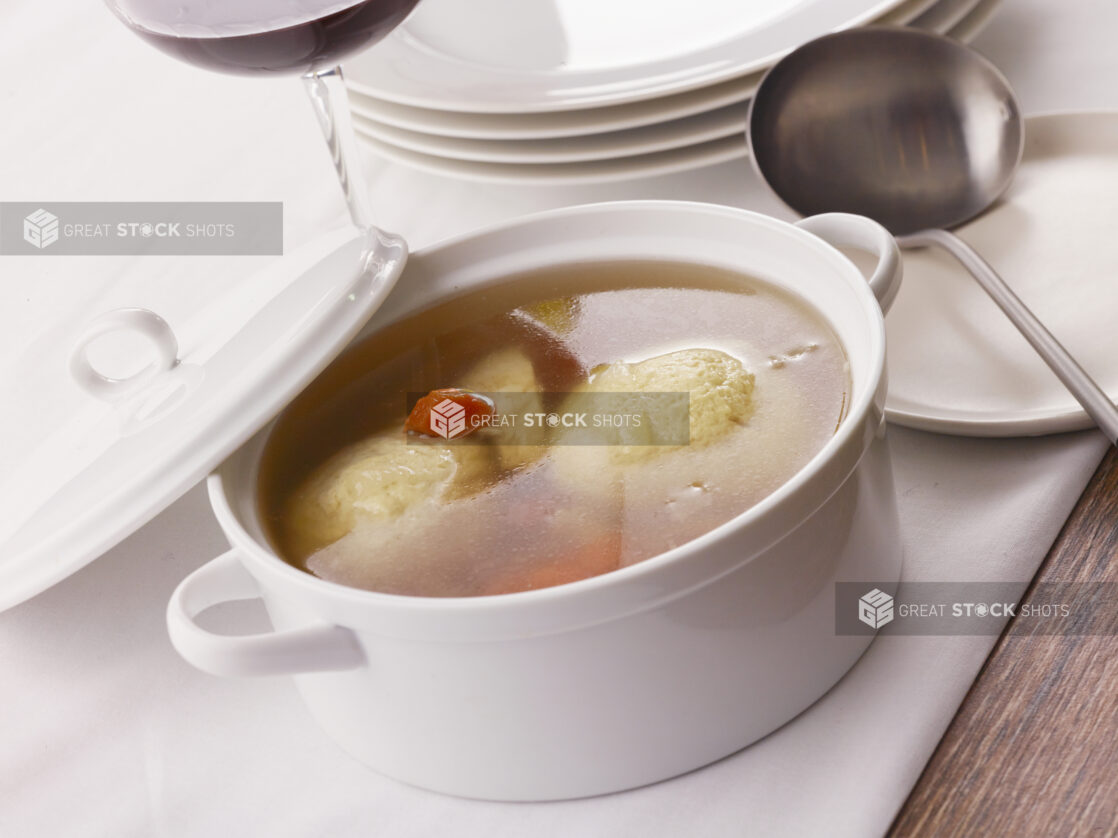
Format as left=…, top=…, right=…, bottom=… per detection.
left=0, top=229, right=406, bottom=612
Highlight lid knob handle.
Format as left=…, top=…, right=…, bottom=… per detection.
left=69, top=307, right=179, bottom=401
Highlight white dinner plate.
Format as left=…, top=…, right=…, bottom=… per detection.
left=353, top=101, right=747, bottom=164
left=354, top=1, right=992, bottom=181
left=359, top=133, right=748, bottom=185
left=347, top=72, right=761, bottom=142
left=344, top=0, right=916, bottom=113
left=885, top=111, right=1118, bottom=436
left=342, top=0, right=968, bottom=144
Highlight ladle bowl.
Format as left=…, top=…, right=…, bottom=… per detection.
left=748, top=27, right=1118, bottom=444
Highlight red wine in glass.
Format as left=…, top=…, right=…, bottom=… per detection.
left=123, top=0, right=421, bottom=76
left=107, top=0, right=423, bottom=236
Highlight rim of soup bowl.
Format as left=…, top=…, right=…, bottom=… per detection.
left=208, top=201, right=888, bottom=640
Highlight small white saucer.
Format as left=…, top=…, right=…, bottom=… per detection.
left=885, top=111, right=1118, bottom=436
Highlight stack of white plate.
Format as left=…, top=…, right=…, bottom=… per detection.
left=344, top=0, right=1002, bottom=184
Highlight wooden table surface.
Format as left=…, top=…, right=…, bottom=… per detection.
left=888, top=447, right=1118, bottom=837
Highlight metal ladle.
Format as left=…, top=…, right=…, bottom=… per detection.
left=747, top=26, right=1118, bottom=444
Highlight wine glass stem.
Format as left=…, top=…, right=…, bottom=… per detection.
left=302, top=65, right=375, bottom=232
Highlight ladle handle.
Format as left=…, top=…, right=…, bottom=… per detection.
left=903, top=228, right=1118, bottom=445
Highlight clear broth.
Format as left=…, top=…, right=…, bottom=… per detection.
left=258, top=261, right=850, bottom=597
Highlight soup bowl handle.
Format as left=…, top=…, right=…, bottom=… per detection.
left=167, top=550, right=365, bottom=677
left=795, top=213, right=902, bottom=314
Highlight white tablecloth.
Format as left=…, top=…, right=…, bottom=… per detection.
left=0, top=1, right=1113, bottom=836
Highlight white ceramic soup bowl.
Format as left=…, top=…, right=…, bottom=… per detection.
left=168, top=201, right=903, bottom=801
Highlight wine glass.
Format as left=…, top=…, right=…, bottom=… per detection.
left=104, top=0, right=422, bottom=260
